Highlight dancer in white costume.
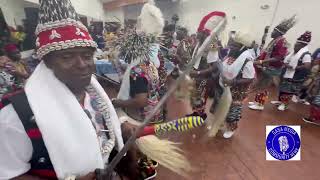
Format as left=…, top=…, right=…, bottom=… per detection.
left=111, top=1, right=192, bottom=179
left=207, top=32, right=258, bottom=139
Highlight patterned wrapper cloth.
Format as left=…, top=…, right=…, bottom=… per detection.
left=226, top=61, right=253, bottom=128
left=130, top=62, right=163, bottom=123
left=279, top=79, right=301, bottom=105
left=255, top=90, right=269, bottom=105
left=309, top=95, right=320, bottom=122
left=190, top=11, right=227, bottom=117
left=190, top=78, right=208, bottom=115
left=226, top=86, right=249, bottom=124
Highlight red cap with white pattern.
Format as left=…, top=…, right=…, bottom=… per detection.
left=35, top=0, right=97, bottom=59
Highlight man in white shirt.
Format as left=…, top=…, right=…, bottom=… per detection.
left=276, top=31, right=312, bottom=111
left=0, top=0, right=127, bottom=179
left=213, top=32, right=257, bottom=138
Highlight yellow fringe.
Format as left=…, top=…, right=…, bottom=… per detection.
left=136, top=135, right=192, bottom=178
left=116, top=109, right=192, bottom=177
left=207, top=86, right=232, bottom=137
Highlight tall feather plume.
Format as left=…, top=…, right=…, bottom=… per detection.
left=138, top=0, right=165, bottom=36
left=116, top=32, right=156, bottom=64
left=283, top=14, right=297, bottom=29
left=286, top=14, right=298, bottom=29
left=116, top=0, right=164, bottom=64
left=275, top=14, right=298, bottom=34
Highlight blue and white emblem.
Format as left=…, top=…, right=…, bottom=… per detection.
left=266, top=125, right=301, bottom=161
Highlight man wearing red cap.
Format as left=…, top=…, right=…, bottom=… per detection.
left=276, top=31, right=312, bottom=111
left=0, top=0, right=192, bottom=179
left=188, top=11, right=226, bottom=119
left=249, top=15, right=297, bottom=111
left=0, top=0, right=127, bottom=179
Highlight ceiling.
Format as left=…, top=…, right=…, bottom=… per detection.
left=100, top=0, right=114, bottom=2
left=103, top=0, right=147, bottom=10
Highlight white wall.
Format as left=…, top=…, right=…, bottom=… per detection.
left=1, top=0, right=110, bottom=27
left=105, top=8, right=125, bottom=24
left=177, top=0, right=319, bottom=51
left=0, top=0, right=37, bottom=28
left=124, top=4, right=142, bottom=20
left=24, top=0, right=38, bottom=4
left=25, top=0, right=107, bottom=21
left=5, top=0, right=319, bottom=51
left=70, top=0, right=106, bottom=21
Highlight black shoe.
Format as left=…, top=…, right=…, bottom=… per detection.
left=186, top=111, right=200, bottom=117
left=200, top=113, right=207, bottom=120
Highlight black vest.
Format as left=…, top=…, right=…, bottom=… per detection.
left=1, top=91, right=57, bottom=179
left=293, top=52, right=312, bottom=81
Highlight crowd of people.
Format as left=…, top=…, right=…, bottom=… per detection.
left=1, top=0, right=320, bottom=179
left=0, top=9, right=38, bottom=100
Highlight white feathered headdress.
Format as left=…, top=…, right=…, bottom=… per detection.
left=233, top=31, right=256, bottom=47
left=138, top=0, right=165, bottom=36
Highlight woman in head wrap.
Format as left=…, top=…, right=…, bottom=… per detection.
left=0, top=44, right=29, bottom=99
left=2, top=44, right=29, bottom=79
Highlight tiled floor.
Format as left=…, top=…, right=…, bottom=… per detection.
left=102, top=79, right=320, bottom=180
